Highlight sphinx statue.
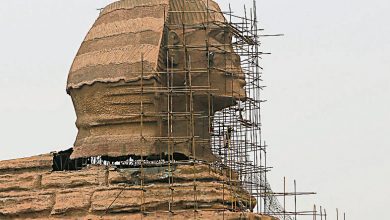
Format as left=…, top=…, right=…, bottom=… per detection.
left=0, top=1, right=291, bottom=218
left=67, top=0, right=246, bottom=162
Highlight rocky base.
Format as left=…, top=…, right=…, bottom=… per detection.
left=0, top=153, right=277, bottom=219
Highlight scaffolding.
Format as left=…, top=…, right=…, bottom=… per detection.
left=52, top=1, right=347, bottom=219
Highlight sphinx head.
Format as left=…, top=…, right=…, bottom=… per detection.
left=67, top=0, right=245, bottom=162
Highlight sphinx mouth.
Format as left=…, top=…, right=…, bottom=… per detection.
left=237, top=79, right=247, bottom=86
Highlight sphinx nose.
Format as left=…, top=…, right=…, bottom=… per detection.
left=237, top=67, right=245, bottom=80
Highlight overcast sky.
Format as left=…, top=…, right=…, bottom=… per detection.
left=0, top=0, right=389, bottom=219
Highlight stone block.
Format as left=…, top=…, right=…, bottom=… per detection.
left=51, top=190, right=93, bottom=215
left=0, top=193, right=54, bottom=216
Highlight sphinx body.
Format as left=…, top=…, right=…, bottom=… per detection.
left=67, top=0, right=246, bottom=162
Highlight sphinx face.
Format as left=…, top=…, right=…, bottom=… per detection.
left=167, top=27, right=246, bottom=111
left=156, top=27, right=246, bottom=161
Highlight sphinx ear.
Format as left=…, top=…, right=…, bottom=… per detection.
left=166, top=31, right=182, bottom=66
left=168, top=31, right=181, bottom=46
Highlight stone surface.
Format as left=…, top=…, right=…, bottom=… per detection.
left=41, top=166, right=107, bottom=189
left=0, top=173, right=42, bottom=192
left=51, top=190, right=93, bottom=215
left=0, top=192, right=54, bottom=216
left=0, top=154, right=273, bottom=219
left=0, top=154, right=52, bottom=173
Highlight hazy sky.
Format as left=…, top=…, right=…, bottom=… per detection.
left=0, top=0, right=389, bottom=219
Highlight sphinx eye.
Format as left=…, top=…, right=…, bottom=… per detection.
left=209, top=29, right=231, bottom=44
left=215, top=31, right=227, bottom=41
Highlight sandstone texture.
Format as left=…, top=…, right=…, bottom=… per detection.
left=0, top=154, right=276, bottom=219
